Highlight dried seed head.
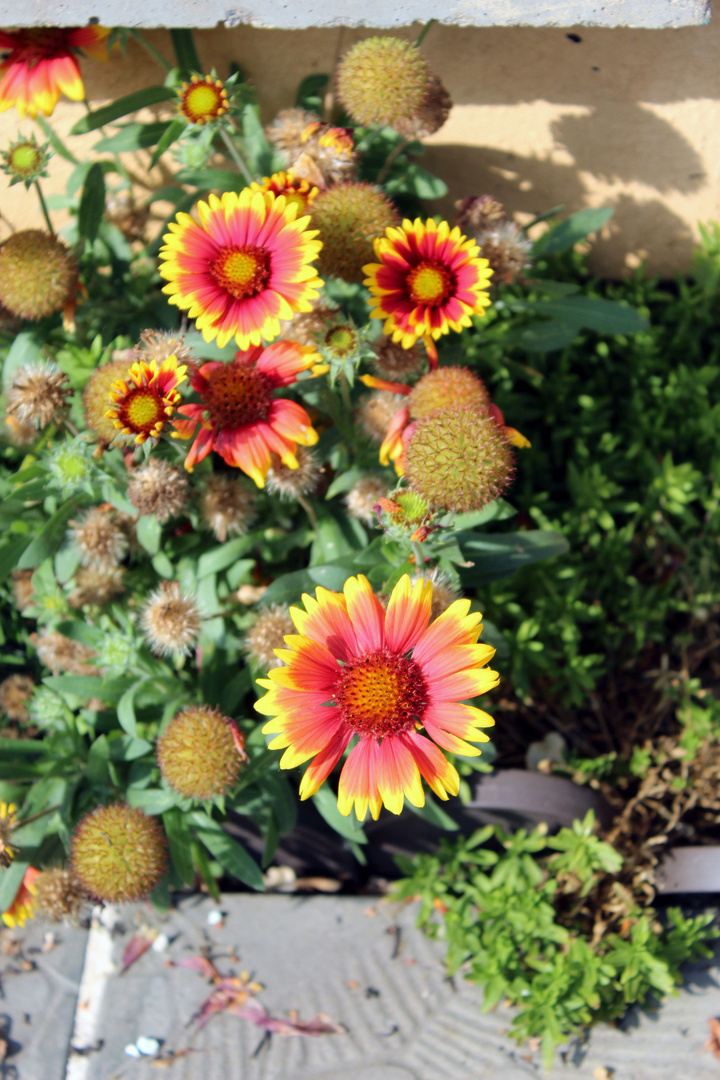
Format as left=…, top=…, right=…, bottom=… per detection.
left=394, top=73, right=453, bottom=139
left=409, top=366, right=492, bottom=421
left=127, top=458, right=189, bottom=523
left=266, top=108, right=321, bottom=164
left=68, top=566, right=125, bottom=610
left=83, top=359, right=137, bottom=446
left=345, top=475, right=388, bottom=524
left=371, top=337, right=423, bottom=381
left=410, top=568, right=460, bottom=620
left=0, top=674, right=35, bottom=723
left=68, top=507, right=129, bottom=570
left=3, top=411, right=37, bottom=446
left=337, top=36, right=429, bottom=129
left=277, top=303, right=340, bottom=346
left=404, top=404, right=515, bottom=513
left=245, top=605, right=295, bottom=669
left=455, top=195, right=506, bottom=236
left=30, top=630, right=99, bottom=676
left=265, top=446, right=322, bottom=500
left=157, top=706, right=246, bottom=800
left=296, top=121, right=357, bottom=185
left=71, top=803, right=168, bottom=903
left=0, top=230, right=77, bottom=321
left=34, top=868, right=87, bottom=923
left=11, top=569, right=34, bottom=612
left=476, top=222, right=533, bottom=284
left=311, top=183, right=398, bottom=283
left=134, top=329, right=196, bottom=369
left=141, top=581, right=202, bottom=659
left=357, top=390, right=406, bottom=443
left=6, top=359, right=70, bottom=429
left=201, top=473, right=257, bottom=542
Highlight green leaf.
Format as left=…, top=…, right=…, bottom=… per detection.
left=43, top=675, right=105, bottom=699
left=2, top=329, right=43, bottom=389
left=0, top=738, right=42, bottom=755
left=196, top=826, right=265, bottom=890
left=191, top=839, right=220, bottom=901
left=34, top=115, right=78, bottom=163
left=117, top=682, right=142, bottom=736
left=0, top=536, right=32, bottom=584
left=407, top=796, right=459, bottom=831
left=128, top=788, right=177, bottom=814
left=312, top=785, right=368, bottom=844
left=502, top=320, right=580, bottom=353
left=459, top=530, right=570, bottom=586
left=93, top=121, right=172, bottom=153
left=295, top=73, right=329, bottom=112
left=163, top=808, right=195, bottom=885
left=533, top=207, right=614, bottom=256
left=150, top=117, right=187, bottom=169
left=86, top=735, right=110, bottom=786
left=78, top=162, right=106, bottom=243
left=170, top=28, right=201, bottom=74
left=17, top=500, right=76, bottom=569
left=0, top=859, right=29, bottom=913
left=70, top=86, right=176, bottom=134
left=197, top=535, right=254, bottom=578
left=535, top=297, right=648, bottom=335
left=174, top=167, right=248, bottom=192
left=136, top=514, right=162, bottom=555
left=325, top=467, right=367, bottom=500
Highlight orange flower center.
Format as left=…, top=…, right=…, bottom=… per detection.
left=123, top=388, right=165, bottom=433
left=210, top=245, right=271, bottom=301
left=203, top=361, right=272, bottom=429
left=334, top=648, right=427, bottom=737
left=180, top=79, right=227, bottom=125
left=407, top=260, right=455, bottom=306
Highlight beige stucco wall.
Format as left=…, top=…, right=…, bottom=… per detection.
left=1, top=20, right=718, bottom=277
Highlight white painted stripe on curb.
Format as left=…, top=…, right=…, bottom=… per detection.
left=65, top=914, right=116, bottom=1080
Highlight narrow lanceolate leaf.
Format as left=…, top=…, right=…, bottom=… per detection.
left=78, top=163, right=106, bottom=243
left=70, top=86, right=176, bottom=134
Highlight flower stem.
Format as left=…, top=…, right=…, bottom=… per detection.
left=415, top=19, right=436, bottom=47
left=298, top=493, right=318, bottom=531
left=219, top=126, right=254, bottom=186
left=376, top=137, right=410, bottom=185
left=412, top=541, right=426, bottom=569
left=128, top=29, right=172, bottom=71
left=339, top=372, right=352, bottom=412
left=34, top=180, right=54, bottom=235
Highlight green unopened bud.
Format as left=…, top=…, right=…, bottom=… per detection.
left=1, top=135, right=52, bottom=188
left=157, top=705, right=246, bottom=801
left=71, top=803, right=167, bottom=903
left=47, top=436, right=96, bottom=496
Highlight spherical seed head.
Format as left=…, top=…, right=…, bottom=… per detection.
left=265, top=446, right=322, bottom=500
left=371, top=337, right=423, bottom=380
left=34, top=868, right=87, bottom=923
left=404, top=404, right=515, bottom=513
left=201, top=473, right=257, bottom=542
left=68, top=566, right=125, bottom=610
left=266, top=108, right=321, bottom=165
left=82, top=359, right=135, bottom=446
left=311, top=183, right=398, bottom=283
left=6, top=359, right=70, bottom=429
left=337, top=36, right=429, bottom=129
left=455, top=195, right=506, bottom=236
left=135, top=329, right=196, bottom=369
left=68, top=507, right=129, bottom=570
left=30, top=630, right=99, bottom=677
left=245, top=604, right=295, bottom=669
left=0, top=674, right=35, bottom=723
left=277, top=303, right=339, bottom=346
left=394, top=72, right=453, bottom=139
left=358, top=390, right=406, bottom=443
left=0, top=231, right=77, bottom=321
left=157, top=706, right=244, bottom=800
left=141, top=581, right=202, bottom=658
left=477, top=222, right=533, bottom=284
left=71, top=803, right=167, bottom=903
left=127, top=458, right=189, bottom=523
left=345, top=475, right=388, bottom=524
left=409, top=366, right=492, bottom=422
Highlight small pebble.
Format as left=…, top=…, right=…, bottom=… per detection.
left=136, top=1036, right=161, bottom=1056
left=124, top=1044, right=141, bottom=1059
left=207, top=909, right=224, bottom=927
left=151, top=932, right=170, bottom=953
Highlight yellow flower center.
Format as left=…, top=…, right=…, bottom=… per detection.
left=407, top=260, right=454, bottom=306
left=180, top=78, right=228, bottom=125
left=126, top=390, right=163, bottom=429
left=334, top=648, right=427, bottom=737
left=211, top=245, right=272, bottom=301
left=203, top=360, right=272, bottom=429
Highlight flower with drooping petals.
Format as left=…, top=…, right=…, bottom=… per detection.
left=173, top=342, right=320, bottom=486
left=2, top=866, right=40, bottom=927
left=105, top=355, right=187, bottom=444
left=363, top=218, right=493, bottom=349
left=250, top=171, right=319, bottom=216
left=0, top=27, right=109, bottom=118
left=178, top=74, right=228, bottom=125
left=159, top=190, right=323, bottom=351
left=255, top=574, right=497, bottom=819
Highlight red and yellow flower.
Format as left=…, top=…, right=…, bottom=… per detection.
left=173, top=341, right=320, bottom=485
left=0, top=26, right=109, bottom=118
left=178, top=75, right=228, bottom=125
left=2, top=865, right=40, bottom=928
left=363, top=218, right=493, bottom=350
left=255, top=574, right=497, bottom=819
left=106, top=355, right=187, bottom=445
left=159, top=190, right=323, bottom=351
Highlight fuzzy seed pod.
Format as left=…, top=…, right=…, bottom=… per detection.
left=311, top=183, right=398, bottom=283
left=266, top=108, right=321, bottom=165
left=134, top=329, right=196, bottom=368
left=141, top=581, right=202, bottom=659
left=6, top=360, right=70, bottom=430
left=127, top=458, right=189, bottom=523
left=476, top=221, right=533, bottom=284
left=11, top=569, right=34, bottom=612
left=68, top=566, right=125, bottom=610
left=82, top=359, right=135, bottom=446
left=0, top=231, right=77, bottom=321
left=455, top=195, right=506, bottom=236
left=345, top=475, right=388, bottom=524
left=358, top=390, right=406, bottom=443
left=71, top=803, right=167, bottom=903
left=201, top=473, right=257, bottom=542
left=34, top=868, right=87, bottom=923
left=68, top=507, right=129, bottom=570
left=0, top=674, right=35, bottom=723
left=404, top=404, right=515, bottom=513
left=337, top=36, right=429, bottom=129
left=30, top=630, right=99, bottom=677
left=245, top=605, right=295, bottom=670
left=265, top=446, right=322, bottom=500
left=278, top=303, right=339, bottom=346
left=371, top=337, right=423, bottom=381
left=157, top=706, right=245, bottom=800
left=394, top=73, right=453, bottom=139
left=410, top=568, right=460, bottom=621
left=409, top=366, right=492, bottom=422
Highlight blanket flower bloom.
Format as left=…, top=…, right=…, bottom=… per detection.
left=173, top=342, right=320, bottom=485
left=0, top=27, right=109, bottom=118
left=178, top=74, right=228, bottom=125
left=255, top=574, right=498, bottom=819
left=159, top=190, right=323, bottom=351
left=0, top=800, right=18, bottom=867
left=363, top=218, right=493, bottom=349
left=2, top=866, right=40, bottom=928
left=250, top=170, right=319, bottom=215
left=106, top=355, right=187, bottom=445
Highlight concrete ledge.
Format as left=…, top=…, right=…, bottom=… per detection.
left=0, top=0, right=711, bottom=30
